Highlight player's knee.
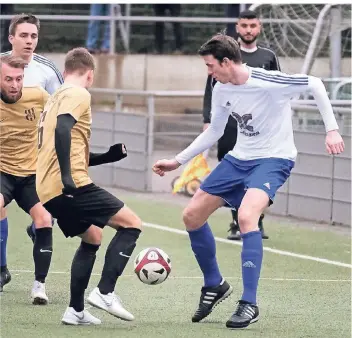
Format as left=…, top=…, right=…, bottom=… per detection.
left=182, top=207, right=200, bottom=230
left=125, top=213, right=142, bottom=230
left=81, top=226, right=103, bottom=245
left=109, top=207, right=143, bottom=230
left=0, top=195, right=3, bottom=209
left=117, top=213, right=142, bottom=230
left=0, top=207, right=6, bottom=220
left=32, top=210, right=53, bottom=228
left=238, top=207, right=258, bottom=233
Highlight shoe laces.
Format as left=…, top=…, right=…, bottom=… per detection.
left=104, top=291, right=122, bottom=306
left=34, top=281, right=45, bottom=292
left=234, top=301, right=251, bottom=316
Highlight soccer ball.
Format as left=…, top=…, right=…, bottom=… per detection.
left=134, top=247, right=171, bottom=285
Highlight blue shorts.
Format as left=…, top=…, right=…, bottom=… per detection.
left=200, top=155, right=294, bottom=209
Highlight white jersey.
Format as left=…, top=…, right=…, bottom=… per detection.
left=1, top=52, right=63, bottom=94
left=175, top=67, right=339, bottom=164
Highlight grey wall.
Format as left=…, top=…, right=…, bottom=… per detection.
left=270, top=131, right=351, bottom=225
left=88, top=110, right=351, bottom=226
left=89, top=110, right=150, bottom=191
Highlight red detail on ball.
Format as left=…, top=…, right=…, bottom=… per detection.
left=135, top=248, right=171, bottom=275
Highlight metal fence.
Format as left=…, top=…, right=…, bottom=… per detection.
left=88, top=89, right=351, bottom=226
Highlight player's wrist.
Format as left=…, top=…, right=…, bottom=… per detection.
left=326, top=129, right=338, bottom=134
left=173, top=157, right=182, bottom=167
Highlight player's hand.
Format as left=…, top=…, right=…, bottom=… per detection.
left=62, top=179, right=77, bottom=198
left=152, top=158, right=181, bottom=176
left=107, top=143, right=127, bottom=162
left=203, top=123, right=210, bottom=131
left=325, top=130, right=344, bottom=155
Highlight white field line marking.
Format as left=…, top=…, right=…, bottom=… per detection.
left=10, top=270, right=351, bottom=283
left=143, top=222, right=352, bottom=269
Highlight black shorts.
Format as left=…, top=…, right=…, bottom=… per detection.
left=0, top=172, right=40, bottom=214
left=217, top=118, right=238, bottom=162
left=43, top=183, right=124, bottom=238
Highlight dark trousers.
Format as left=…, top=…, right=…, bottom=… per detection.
left=217, top=117, right=238, bottom=162
left=154, top=4, right=183, bottom=53
left=0, top=4, right=14, bottom=52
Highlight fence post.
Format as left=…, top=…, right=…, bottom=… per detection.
left=146, top=95, right=155, bottom=192
left=115, top=94, right=123, bottom=112
left=109, top=4, right=116, bottom=55
left=301, top=4, right=332, bottom=74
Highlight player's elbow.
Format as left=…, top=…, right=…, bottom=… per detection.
left=208, top=125, right=225, bottom=140
left=308, top=75, right=325, bottom=92
left=54, top=124, right=68, bottom=145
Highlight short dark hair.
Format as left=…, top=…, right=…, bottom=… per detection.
left=198, top=33, right=242, bottom=64
left=9, top=13, right=40, bottom=36
left=0, top=55, right=27, bottom=69
left=238, top=10, right=258, bottom=20
left=64, top=47, right=96, bottom=75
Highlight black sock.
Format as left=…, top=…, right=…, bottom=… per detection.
left=98, top=227, right=141, bottom=295
left=231, top=209, right=239, bottom=225
left=0, top=265, right=7, bottom=273
left=33, top=228, right=53, bottom=283
left=69, top=241, right=100, bottom=312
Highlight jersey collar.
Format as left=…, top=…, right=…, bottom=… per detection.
left=240, top=45, right=258, bottom=53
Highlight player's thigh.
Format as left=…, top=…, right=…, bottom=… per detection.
left=14, top=175, right=40, bottom=215
left=43, top=195, right=83, bottom=238
left=78, top=224, right=103, bottom=245
left=200, top=156, right=247, bottom=211
left=73, top=184, right=141, bottom=231
left=183, top=188, right=225, bottom=230
left=107, top=205, right=142, bottom=230
left=239, top=158, right=294, bottom=232
left=244, top=158, right=294, bottom=207
left=28, top=202, right=52, bottom=228
left=0, top=172, right=16, bottom=210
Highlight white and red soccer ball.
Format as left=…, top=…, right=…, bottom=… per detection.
left=134, top=247, right=171, bottom=285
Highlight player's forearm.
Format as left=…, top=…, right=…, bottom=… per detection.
left=308, top=76, right=339, bottom=132
left=55, top=114, right=76, bottom=188
left=176, top=105, right=229, bottom=164
left=89, top=143, right=127, bottom=166
left=175, top=123, right=226, bottom=165
left=89, top=152, right=112, bottom=166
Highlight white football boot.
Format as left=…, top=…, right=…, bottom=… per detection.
left=87, top=287, right=134, bottom=321
left=61, top=307, right=102, bottom=325
left=31, top=281, right=49, bottom=305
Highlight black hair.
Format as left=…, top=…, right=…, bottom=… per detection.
left=238, top=10, right=258, bottom=20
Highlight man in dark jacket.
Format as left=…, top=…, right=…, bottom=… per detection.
left=202, top=10, right=281, bottom=240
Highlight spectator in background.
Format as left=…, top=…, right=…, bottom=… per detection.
left=154, top=4, right=183, bottom=54
left=86, top=4, right=110, bottom=54
left=225, top=4, right=251, bottom=38
left=0, top=4, right=14, bottom=52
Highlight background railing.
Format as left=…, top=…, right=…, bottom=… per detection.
left=88, top=89, right=351, bottom=226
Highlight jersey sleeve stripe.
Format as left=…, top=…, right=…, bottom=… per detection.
left=251, top=73, right=308, bottom=85
left=251, top=71, right=308, bottom=84
left=33, top=55, right=64, bottom=84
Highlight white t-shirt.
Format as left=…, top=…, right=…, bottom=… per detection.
left=1, top=52, right=63, bottom=94
left=175, top=67, right=339, bottom=164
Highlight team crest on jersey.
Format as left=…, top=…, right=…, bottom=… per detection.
left=231, top=113, right=259, bottom=137
left=24, top=108, right=36, bottom=121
